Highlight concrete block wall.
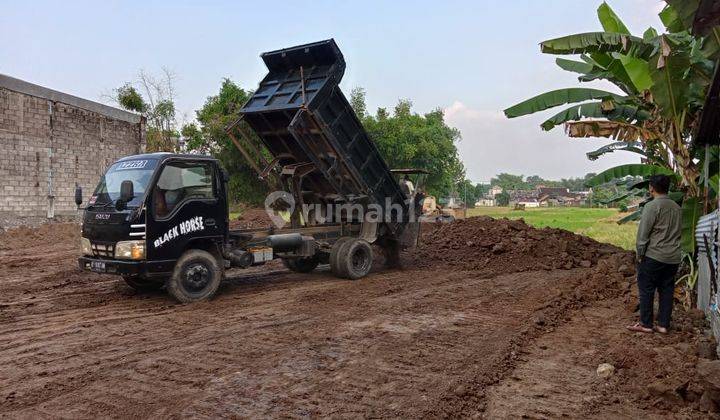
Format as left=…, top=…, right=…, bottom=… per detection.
left=0, top=75, right=145, bottom=228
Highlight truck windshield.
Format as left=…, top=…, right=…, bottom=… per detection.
left=91, top=159, right=158, bottom=208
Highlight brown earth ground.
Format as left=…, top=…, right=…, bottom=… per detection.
left=0, top=217, right=716, bottom=418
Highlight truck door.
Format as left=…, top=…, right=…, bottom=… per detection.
left=146, top=159, right=225, bottom=261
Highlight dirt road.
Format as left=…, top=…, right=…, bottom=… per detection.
left=0, top=221, right=712, bottom=418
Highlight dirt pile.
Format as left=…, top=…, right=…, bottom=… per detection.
left=0, top=222, right=79, bottom=251
left=410, top=216, right=624, bottom=277
left=230, top=208, right=273, bottom=229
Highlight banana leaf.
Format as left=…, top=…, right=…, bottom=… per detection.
left=504, top=88, right=623, bottom=118
left=541, top=102, right=649, bottom=131
left=556, top=58, right=595, bottom=74
left=643, top=27, right=659, bottom=41
left=681, top=196, right=702, bottom=253
left=586, top=141, right=646, bottom=161
left=662, top=1, right=701, bottom=33
left=618, top=55, right=653, bottom=92
left=668, top=191, right=685, bottom=204
left=649, top=35, right=692, bottom=121
left=709, top=174, right=719, bottom=195
left=541, top=32, right=657, bottom=60
left=626, top=178, right=650, bottom=190
left=597, top=2, right=630, bottom=35
left=585, top=53, right=640, bottom=94
left=701, top=27, right=720, bottom=60
left=599, top=190, right=644, bottom=205
left=618, top=209, right=642, bottom=224
left=585, top=164, right=675, bottom=187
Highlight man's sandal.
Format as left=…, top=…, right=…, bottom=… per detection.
left=653, top=326, right=668, bottom=334
left=626, top=323, right=654, bottom=333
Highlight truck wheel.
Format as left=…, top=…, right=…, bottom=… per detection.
left=123, top=276, right=164, bottom=291
left=329, top=237, right=353, bottom=277
left=336, top=239, right=373, bottom=280
left=166, top=249, right=222, bottom=303
left=283, top=257, right=319, bottom=273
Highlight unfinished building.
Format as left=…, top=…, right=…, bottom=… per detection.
left=0, top=74, right=145, bottom=228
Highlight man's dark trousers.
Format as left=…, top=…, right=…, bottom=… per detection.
left=637, top=256, right=679, bottom=328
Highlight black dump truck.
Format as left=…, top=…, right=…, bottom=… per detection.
left=77, top=39, right=423, bottom=302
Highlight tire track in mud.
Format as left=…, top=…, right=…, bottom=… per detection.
left=1, top=222, right=638, bottom=418
left=1, top=262, right=594, bottom=418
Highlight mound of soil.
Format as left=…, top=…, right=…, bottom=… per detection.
left=409, top=216, right=624, bottom=277
left=0, top=222, right=79, bottom=251
left=230, top=208, right=273, bottom=229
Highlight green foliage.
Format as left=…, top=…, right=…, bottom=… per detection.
left=597, top=2, right=630, bottom=34
left=115, top=70, right=179, bottom=152
left=188, top=78, right=267, bottom=205
left=504, top=1, right=716, bottom=202
left=116, top=83, right=146, bottom=113
left=469, top=206, right=637, bottom=250
left=455, top=180, right=489, bottom=206
left=495, top=191, right=510, bottom=207
left=350, top=87, right=367, bottom=118
left=540, top=32, right=656, bottom=59
left=354, top=90, right=464, bottom=197
left=585, top=165, right=676, bottom=188
left=650, top=35, right=692, bottom=121
left=586, top=141, right=645, bottom=161
left=503, top=88, right=622, bottom=118
left=618, top=209, right=642, bottom=224
left=681, top=196, right=702, bottom=253
left=540, top=101, right=649, bottom=131
left=491, top=173, right=526, bottom=190
left=662, top=0, right=701, bottom=33
left=154, top=100, right=175, bottom=122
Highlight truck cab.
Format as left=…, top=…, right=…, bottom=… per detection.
left=78, top=153, right=230, bottom=300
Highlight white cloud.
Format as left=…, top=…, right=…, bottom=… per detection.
left=443, top=101, right=640, bottom=183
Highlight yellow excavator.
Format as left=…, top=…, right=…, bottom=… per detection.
left=421, top=196, right=466, bottom=222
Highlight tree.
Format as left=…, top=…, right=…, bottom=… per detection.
left=504, top=1, right=719, bottom=198
left=503, top=1, right=719, bottom=252
left=350, top=87, right=367, bottom=118
left=185, top=79, right=268, bottom=204
left=115, top=69, right=181, bottom=152
left=353, top=89, right=466, bottom=197
left=496, top=191, right=511, bottom=207
left=491, top=173, right=527, bottom=191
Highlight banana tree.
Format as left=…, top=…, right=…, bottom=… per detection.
left=504, top=1, right=718, bottom=197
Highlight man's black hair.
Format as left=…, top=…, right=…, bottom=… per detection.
left=649, top=174, right=671, bottom=194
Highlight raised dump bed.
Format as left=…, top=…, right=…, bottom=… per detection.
left=237, top=39, right=409, bottom=237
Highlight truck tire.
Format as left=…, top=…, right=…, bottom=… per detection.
left=329, top=237, right=353, bottom=277
left=123, top=276, right=164, bottom=292
left=283, top=257, right=319, bottom=273
left=335, top=239, right=373, bottom=280
left=166, top=249, right=222, bottom=303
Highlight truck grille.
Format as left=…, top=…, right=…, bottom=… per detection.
left=91, top=242, right=115, bottom=258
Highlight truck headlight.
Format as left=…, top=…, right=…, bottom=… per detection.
left=81, top=237, right=92, bottom=256
left=115, top=240, right=145, bottom=260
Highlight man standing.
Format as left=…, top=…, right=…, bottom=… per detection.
left=627, top=175, right=682, bottom=334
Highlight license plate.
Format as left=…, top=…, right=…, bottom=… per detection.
left=90, top=261, right=106, bottom=272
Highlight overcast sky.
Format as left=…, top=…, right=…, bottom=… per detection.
left=1, top=0, right=667, bottom=183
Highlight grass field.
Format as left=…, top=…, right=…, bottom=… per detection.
left=467, top=207, right=637, bottom=250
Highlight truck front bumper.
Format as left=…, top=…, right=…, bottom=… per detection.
left=78, top=257, right=175, bottom=278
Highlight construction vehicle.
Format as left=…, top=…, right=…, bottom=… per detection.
left=76, top=39, right=421, bottom=302
left=421, top=196, right=466, bottom=222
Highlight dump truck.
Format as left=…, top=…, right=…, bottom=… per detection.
left=76, top=39, right=421, bottom=302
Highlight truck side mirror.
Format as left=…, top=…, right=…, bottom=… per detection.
left=74, top=185, right=83, bottom=206
left=120, top=180, right=134, bottom=202
left=221, top=168, right=230, bottom=183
